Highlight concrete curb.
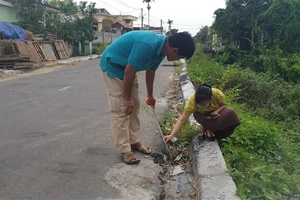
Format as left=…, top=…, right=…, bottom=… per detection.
left=0, top=55, right=100, bottom=78
left=44, top=55, right=100, bottom=67
left=178, top=59, right=240, bottom=200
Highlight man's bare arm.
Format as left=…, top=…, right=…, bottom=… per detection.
left=124, top=64, right=137, bottom=114
left=145, top=69, right=156, bottom=106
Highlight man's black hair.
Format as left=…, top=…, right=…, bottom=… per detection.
left=195, top=83, right=212, bottom=103
left=168, top=32, right=195, bottom=59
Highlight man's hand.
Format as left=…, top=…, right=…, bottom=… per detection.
left=146, top=96, right=156, bottom=107
left=123, top=64, right=137, bottom=115
left=124, top=98, right=134, bottom=115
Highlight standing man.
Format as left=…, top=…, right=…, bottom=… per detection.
left=100, top=30, right=195, bottom=164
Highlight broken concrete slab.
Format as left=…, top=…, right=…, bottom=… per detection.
left=179, top=59, right=240, bottom=200
left=105, top=158, right=165, bottom=200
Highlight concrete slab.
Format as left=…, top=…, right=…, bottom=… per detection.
left=199, top=174, right=239, bottom=200
left=179, top=59, right=240, bottom=200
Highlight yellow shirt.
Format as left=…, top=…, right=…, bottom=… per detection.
left=183, top=88, right=226, bottom=115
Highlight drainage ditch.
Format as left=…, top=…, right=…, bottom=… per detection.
left=150, top=76, right=200, bottom=200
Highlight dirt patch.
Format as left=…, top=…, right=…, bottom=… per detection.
left=0, top=67, right=58, bottom=82
left=0, top=62, right=80, bottom=82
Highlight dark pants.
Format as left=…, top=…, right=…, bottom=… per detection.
left=193, top=107, right=241, bottom=139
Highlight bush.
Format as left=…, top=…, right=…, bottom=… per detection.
left=187, top=45, right=300, bottom=199
left=92, top=43, right=107, bottom=54
left=220, top=105, right=300, bottom=199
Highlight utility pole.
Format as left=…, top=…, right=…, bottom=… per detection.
left=160, top=19, right=163, bottom=34
left=141, top=8, right=144, bottom=30
left=147, top=3, right=150, bottom=28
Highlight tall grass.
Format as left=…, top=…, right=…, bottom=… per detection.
left=186, top=45, right=300, bottom=199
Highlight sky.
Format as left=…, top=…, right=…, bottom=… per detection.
left=93, top=0, right=226, bottom=36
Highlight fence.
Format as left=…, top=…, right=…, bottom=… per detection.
left=93, top=31, right=121, bottom=45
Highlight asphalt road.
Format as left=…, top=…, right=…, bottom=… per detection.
left=0, top=59, right=176, bottom=199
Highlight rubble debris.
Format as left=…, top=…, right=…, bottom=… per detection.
left=0, top=40, right=69, bottom=69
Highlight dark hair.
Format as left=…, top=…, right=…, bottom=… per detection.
left=168, top=32, right=195, bottom=59
left=195, top=83, right=212, bottom=103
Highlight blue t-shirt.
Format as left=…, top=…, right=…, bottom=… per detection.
left=99, top=30, right=167, bottom=80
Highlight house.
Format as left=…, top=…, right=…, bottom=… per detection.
left=93, top=8, right=137, bottom=33
left=92, top=8, right=138, bottom=44
left=133, top=26, right=165, bottom=35
left=0, top=0, right=18, bottom=22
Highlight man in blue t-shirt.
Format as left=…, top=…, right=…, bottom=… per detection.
left=100, top=30, right=195, bottom=164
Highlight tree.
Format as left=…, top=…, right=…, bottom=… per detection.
left=15, top=0, right=47, bottom=34
left=194, top=26, right=210, bottom=44
left=212, top=0, right=272, bottom=50
left=167, top=19, right=173, bottom=31
left=257, top=0, right=300, bottom=53
left=166, top=29, right=178, bottom=36
left=15, top=0, right=96, bottom=53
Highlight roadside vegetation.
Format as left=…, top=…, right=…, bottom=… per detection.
left=157, top=45, right=299, bottom=199
left=13, top=0, right=97, bottom=56
left=185, top=46, right=300, bottom=199
left=186, top=0, right=300, bottom=198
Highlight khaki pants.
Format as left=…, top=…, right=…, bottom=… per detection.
left=102, top=72, right=140, bottom=153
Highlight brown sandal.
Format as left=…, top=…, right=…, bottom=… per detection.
left=121, top=151, right=140, bottom=165
left=131, top=142, right=152, bottom=154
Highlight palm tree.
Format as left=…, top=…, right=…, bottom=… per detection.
left=167, top=19, right=173, bottom=30
left=143, top=0, right=154, bottom=28
left=167, top=19, right=173, bottom=36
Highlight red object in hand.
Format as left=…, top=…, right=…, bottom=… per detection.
left=145, top=98, right=151, bottom=105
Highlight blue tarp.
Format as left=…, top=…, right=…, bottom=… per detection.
left=0, top=21, right=27, bottom=41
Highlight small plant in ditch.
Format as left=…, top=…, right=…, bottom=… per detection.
left=141, top=68, right=201, bottom=199
left=153, top=77, right=198, bottom=165
left=157, top=105, right=198, bottom=166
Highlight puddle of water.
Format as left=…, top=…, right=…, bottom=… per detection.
left=165, top=172, right=197, bottom=199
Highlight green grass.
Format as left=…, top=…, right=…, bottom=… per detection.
left=185, top=45, right=300, bottom=199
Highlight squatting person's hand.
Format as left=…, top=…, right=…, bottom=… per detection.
left=163, top=135, right=173, bottom=143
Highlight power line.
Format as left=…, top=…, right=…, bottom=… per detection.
left=98, top=0, right=162, bottom=27
left=123, top=9, right=140, bottom=15
left=149, top=14, right=159, bottom=20
left=142, top=17, right=160, bottom=27
left=114, top=0, right=140, bottom=10
left=98, top=0, right=124, bottom=14
left=173, top=20, right=212, bottom=24
left=173, top=23, right=200, bottom=27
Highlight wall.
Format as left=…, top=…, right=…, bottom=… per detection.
left=0, top=2, right=18, bottom=23
left=92, top=30, right=121, bottom=45
left=93, top=14, right=117, bottom=31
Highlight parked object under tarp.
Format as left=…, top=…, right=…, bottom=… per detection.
left=0, top=21, right=27, bottom=41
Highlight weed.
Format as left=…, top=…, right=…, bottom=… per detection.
left=186, top=45, right=300, bottom=199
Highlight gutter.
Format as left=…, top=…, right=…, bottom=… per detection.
left=178, top=59, right=240, bottom=200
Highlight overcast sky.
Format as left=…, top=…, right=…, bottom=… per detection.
left=93, top=0, right=226, bottom=36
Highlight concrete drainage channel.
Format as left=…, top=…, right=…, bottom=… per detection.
left=178, top=60, right=240, bottom=200
left=151, top=145, right=199, bottom=199
left=142, top=73, right=201, bottom=199
left=144, top=59, right=242, bottom=200
left=103, top=138, right=197, bottom=200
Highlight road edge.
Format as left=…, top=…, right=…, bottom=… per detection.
left=178, top=59, right=240, bottom=200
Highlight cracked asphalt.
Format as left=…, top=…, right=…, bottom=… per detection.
left=0, top=58, right=176, bottom=199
